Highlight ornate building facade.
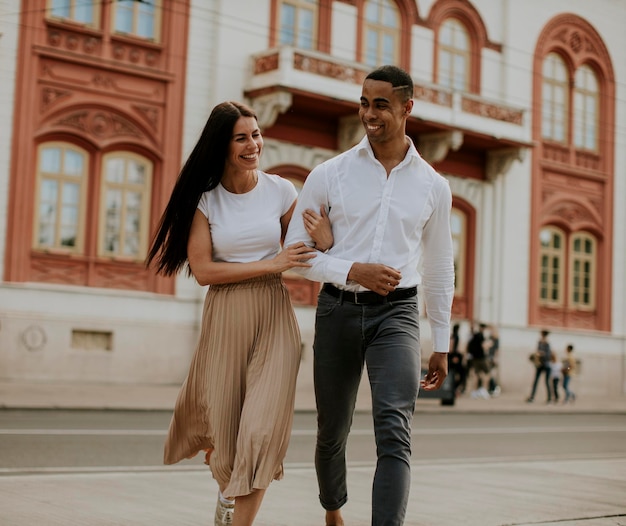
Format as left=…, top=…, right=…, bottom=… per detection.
left=1, top=0, right=624, bottom=396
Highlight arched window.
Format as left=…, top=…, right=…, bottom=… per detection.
left=573, top=65, right=599, bottom=151
left=113, top=0, right=161, bottom=41
left=34, top=143, right=88, bottom=253
left=539, top=226, right=565, bottom=306
left=570, top=232, right=596, bottom=309
left=541, top=53, right=569, bottom=143
left=530, top=15, right=614, bottom=331
left=278, top=0, right=318, bottom=49
left=438, top=18, right=470, bottom=91
left=450, top=207, right=466, bottom=296
left=99, top=153, right=153, bottom=260
left=363, top=0, right=400, bottom=67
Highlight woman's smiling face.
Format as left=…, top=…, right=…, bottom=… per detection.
left=225, top=116, right=263, bottom=173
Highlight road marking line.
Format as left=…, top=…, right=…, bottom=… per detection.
left=0, top=454, right=624, bottom=476
left=2, top=426, right=626, bottom=436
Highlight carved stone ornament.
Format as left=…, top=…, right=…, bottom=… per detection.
left=21, top=325, right=47, bottom=352
left=54, top=110, right=143, bottom=140
left=417, top=130, right=464, bottom=164
left=486, top=147, right=526, bottom=180
left=249, top=90, right=293, bottom=130
left=41, top=87, right=71, bottom=112
left=338, top=115, right=364, bottom=151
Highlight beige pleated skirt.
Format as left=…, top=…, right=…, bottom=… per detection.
left=163, top=274, right=302, bottom=498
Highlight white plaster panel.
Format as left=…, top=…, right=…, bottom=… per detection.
left=411, top=26, right=433, bottom=83
left=496, top=157, right=532, bottom=327
left=0, top=312, right=197, bottom=383
left=415, top=0, right=435, bottom=18
left=480, top=48, right=503, bottom=101
left=214, top=1, right=272, bottom=103
left=471, top=0, right=503, bottom=43
left=261, top=139, right=336, bottom=172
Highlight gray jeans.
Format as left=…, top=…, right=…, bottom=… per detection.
left=313, top=290, right=421, bottom=526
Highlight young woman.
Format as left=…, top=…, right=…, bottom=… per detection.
left=146, top=101, right=331, bottom=526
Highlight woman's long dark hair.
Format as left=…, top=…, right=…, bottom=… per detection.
left=146, top=101, right=257, bottom=276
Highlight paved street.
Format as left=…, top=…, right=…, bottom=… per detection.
left=1, top=408, right=626, bottom=525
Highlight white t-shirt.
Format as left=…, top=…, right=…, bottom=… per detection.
left=197, top=170, right=297, bottom=263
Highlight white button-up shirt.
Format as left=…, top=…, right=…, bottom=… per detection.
left=284, top=136, right=455, bottom=353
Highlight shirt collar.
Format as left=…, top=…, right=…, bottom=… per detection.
left=355, top=135, right=422, bottom=164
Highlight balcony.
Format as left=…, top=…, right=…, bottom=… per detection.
left=244, top=47, right=532, bottom=180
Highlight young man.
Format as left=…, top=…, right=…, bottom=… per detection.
left=284, top=65, right=455, bottom=526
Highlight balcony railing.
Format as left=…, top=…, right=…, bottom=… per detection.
left=246, top=47, right=529, bottom=145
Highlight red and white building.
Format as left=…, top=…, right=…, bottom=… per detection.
left=1, top=0, right=625, bottom=397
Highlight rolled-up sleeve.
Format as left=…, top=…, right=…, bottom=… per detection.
left=421, top=180, right=455, bottom=353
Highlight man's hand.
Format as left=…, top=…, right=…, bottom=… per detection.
left=420, top=352, right=448, bottom=391
left=347, top=262, right=401, bottom=295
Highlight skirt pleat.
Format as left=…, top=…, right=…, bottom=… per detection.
left=163, top=274, right=302, bottom=498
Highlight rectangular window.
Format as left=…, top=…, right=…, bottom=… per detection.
left=99, top=153, right=152, bottom=260
left=539, top=228, right=564, bottom=306
left=541, top=54, right=569, bottom=143
left=437, top=19, right=470, bottom=91
left=362, top=0, right=399, bottom=68
left=49, top=0, right=97, bottom=26
left=278, top=0, right=317, bottom=50
left=570, top=233, right=596, bottom=309
left=574, top=66, right=599, bottom=150
left=114, top=0, right=160, bottom=41
left=35, top=144, right=87, bottom=252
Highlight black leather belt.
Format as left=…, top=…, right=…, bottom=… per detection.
left=322, top=283, right=417, bottom=305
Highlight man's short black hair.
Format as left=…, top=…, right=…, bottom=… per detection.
left=365, top=65, right=414, bottom=102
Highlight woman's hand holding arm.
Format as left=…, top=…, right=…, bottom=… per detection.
left=303, top=206, right=333, bottom=252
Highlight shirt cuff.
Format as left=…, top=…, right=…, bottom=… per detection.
left=431, top=326, right=450, bottom=354
left=324, top=257, right=354, bottom=286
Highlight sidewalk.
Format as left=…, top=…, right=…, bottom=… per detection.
left=0, top=378, right=625, bottom=413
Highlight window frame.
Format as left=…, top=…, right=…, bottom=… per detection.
left=112, top=0, right=162, bottom=42
left=437, top=18, right=471, bottom=91
left=277, top=0, right=318, bottom=50
left=538, top=226, right=565, bottom=307
left=33, top=142, right=89, bottom=254
left=47, top=0, right=100, bottom=28
left=569, top=232, right=596, bottom=310
left=573, top=64, right=600, bottom=151
left=361, top=0, right=400, bottom=68
left=98, top=151, right=154, bottom=262
left=541, top=53, right=569, bottom=144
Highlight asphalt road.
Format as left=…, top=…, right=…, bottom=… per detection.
left=1, top=409, right=625, bottom=473
left=1, top=409, right=626, bottom=525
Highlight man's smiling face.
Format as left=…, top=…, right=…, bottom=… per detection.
left=358, top=79, right=412, bottom=145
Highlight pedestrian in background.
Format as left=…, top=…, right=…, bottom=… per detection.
left=146, top=101, right=331, bottom=526
left=468, top=323, right=490, bottom=399
left=548, top=351, right=563, bottom=403
left=285, top=65, right=455, bottom=526
left=526, top=329, right=553, bottom=403
left=486, top=325, right=501, bottom=397
left=449, top=323, right=467, bottom=396
left=562, top=344, right=578, bottom=403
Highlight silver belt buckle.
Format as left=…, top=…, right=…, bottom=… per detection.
left=351, top=291, right=361, bottom=304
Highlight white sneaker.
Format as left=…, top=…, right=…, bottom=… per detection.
left=215, top=496, right=234, bottom=526
left=479, top=387, right=491, bottom=399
